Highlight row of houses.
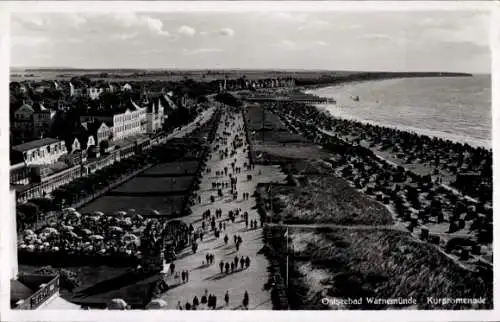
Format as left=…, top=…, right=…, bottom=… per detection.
left=10, top=97, right=166, bottom=192
left=218, top=78, right=295, bottom=92
left=11, top=80, right=134, bottom=100
left=12, top=93, right=168, bottom=142
left=70, top=82, right=133, bottom=99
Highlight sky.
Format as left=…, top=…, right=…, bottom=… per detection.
left=9, top=10, right=492, bottom=73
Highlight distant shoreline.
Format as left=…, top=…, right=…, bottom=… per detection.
left=296, top=72, right=474, bottom=90
left=300, top=75, right=491, bottom=149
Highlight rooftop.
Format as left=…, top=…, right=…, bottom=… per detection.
left=12, top=138, right=61, bottom=152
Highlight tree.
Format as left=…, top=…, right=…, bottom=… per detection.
left=28, top=197, right=55, bottom=213
left=17, top=202, right=40, bottom=226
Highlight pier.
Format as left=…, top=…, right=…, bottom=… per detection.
left=245, top=97, right=335, bottom=104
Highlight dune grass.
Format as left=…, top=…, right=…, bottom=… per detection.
left=288, top=227, right=492, bottom=310
left=259, top=174, right=393, bottom=226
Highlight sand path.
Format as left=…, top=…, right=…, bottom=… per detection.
left=160, top=107, right=286, bottom=310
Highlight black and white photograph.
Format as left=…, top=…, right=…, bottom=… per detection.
left=1, top=1, right=497, bottom=319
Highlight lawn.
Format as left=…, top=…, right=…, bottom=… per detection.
left=140, top=161, right=200, bottom=176
left=81, top=195, right=185, bottom=216
left=111, top=176, right=194, bottom=194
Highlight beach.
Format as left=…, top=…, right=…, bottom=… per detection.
left=305, top=76, right=491, bottom=148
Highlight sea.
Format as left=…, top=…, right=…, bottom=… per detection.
left=305, top=75, right=491, bottom=149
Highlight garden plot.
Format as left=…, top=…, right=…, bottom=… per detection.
left=111, top=176, right=194, bottom=195
left=141, top=161, right=200, bottom=177
left=81, top=195, right=185, bottom=216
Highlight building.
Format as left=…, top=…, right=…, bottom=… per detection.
left=11, top=138, right=68, bottom=166
left=122, top=83, right=132, bottom=92
left=88, top=100, right=147, bottom=141
left=32, top=102, right=56, bottom=139
left=146, top=98, right=165, bottom=134
left=13, top=102, right=35, bottom=140
left=13, top=102, right=56, bottom=141
left=69, top=82, right=87, bottom=97
left=88, top=86, right=104, bottom=100
left=10, top=163, right=31, bottom=185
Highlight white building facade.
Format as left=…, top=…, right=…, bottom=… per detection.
left=146, top=98, right=165, bottom=134
left=11, top=138, right=68, bottom=166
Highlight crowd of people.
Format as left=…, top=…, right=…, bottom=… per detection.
left=272, top=101, right=492, bottom=202
left=158, top=108, right=263, bottom=310
left=175, top=289, right=251, bottom=310
left=19, top=208, right=149, bottom=260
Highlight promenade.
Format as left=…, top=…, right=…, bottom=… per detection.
left=160, top=106, right=286, bottom=310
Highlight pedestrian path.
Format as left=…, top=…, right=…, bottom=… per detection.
left=160, top=107, right=286, bottom=310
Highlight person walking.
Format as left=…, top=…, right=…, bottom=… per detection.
left=224, top=234, right=229, bottom=245
left=234, top=235, right=238, bottom=244
left=245, top=256, right=251, bottom=268
left=242, top=291, right=249, bottom=310
left=245, top=218, right=249, bottom=229
left=185, top=270, right=189, bottom=282
left=223, top=222, right=226, bottom=230
left=201, top=293, right=208, bottom=306
left=185, top=302, right=191, bottom=310
left=236, top=241, right=240, bottom=252
left=219, top=260, right=224, bottom=273
left=231, top=262, right=235, bottom=273
left=224, top=291, right=230, bottom=306
left=181, top=270, right=186, bottom=283
left=225, top=262, right=230, bottom=274
left=234, top=256, right=239, bottom=268
left=206, top=253, right=210, bottom=265
left=213, top=294, right=217, bottom=309
left=193, top=296, right=199, bottom=308
left=177, top=300, right=183, bottom=310
left=170, top=263, right=176, bottom=275
left=240, top=257, right=245, bottom=270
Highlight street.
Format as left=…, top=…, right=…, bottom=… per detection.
left=160, top=106, right=286, bottom=310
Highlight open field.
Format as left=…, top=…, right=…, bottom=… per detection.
left=140, top=161, right=200, bottom=177
left=111, top=176, right=194, bottom=194
left=286, top=226, right=492, bottom=310
left=80, top=195, right=185, bottom=216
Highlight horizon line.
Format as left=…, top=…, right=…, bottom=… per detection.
left=9, top=67, right=485, bottom=74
